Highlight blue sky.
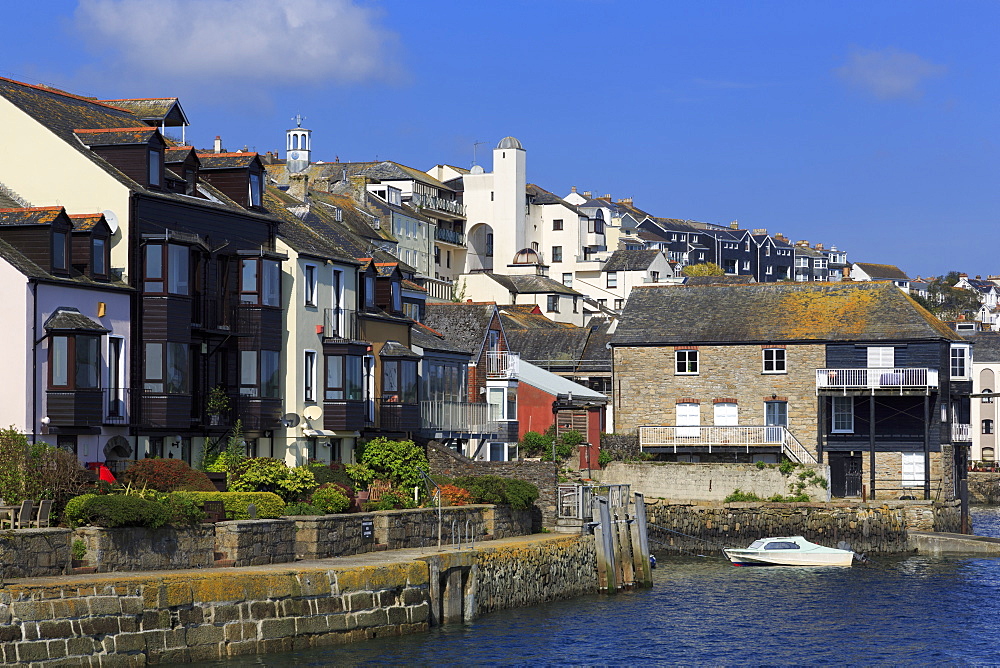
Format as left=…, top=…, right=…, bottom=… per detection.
left=2, top=0, right=998, bottom=277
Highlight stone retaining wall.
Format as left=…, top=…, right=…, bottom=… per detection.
left=76, top=525, right=216, bottom=573
left=968, top=471, right=1000, bottom=504
left=0, top=534, right=593, bottom=665
left=645, top=499, right=962, bottom=555
left=594, top=461, right=831, bottom=503
left=293, top=514, right=378, bottom=561
left=0, top=529, right=70, bottom=580
left=214, top=520, right=296, bottom=567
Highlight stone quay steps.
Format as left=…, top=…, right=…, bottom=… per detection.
left=909, top=531, right=1000, bottom=556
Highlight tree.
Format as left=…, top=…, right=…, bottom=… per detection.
left=682, top=262, right=725, bottom=277
left=921, top=272, right=982, bottom=321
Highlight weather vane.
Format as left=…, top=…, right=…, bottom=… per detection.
left=292, top=114, right=306, bottom=128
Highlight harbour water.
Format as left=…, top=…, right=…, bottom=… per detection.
left=191, top=507, right=1000, bottom=666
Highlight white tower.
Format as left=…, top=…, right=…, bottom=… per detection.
left=492, top=136, right=527, bottom=270
left=286, top=114, right=311, bottom=173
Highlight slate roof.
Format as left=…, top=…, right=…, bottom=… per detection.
left=612, top=282, right=962, bottom=346
left=972, top=333, right=1000, bottom=363
left=98, top=98, right=188, bottom=126
left=379, top=340, right=421, bottom=359
left=794, top=245, right=826, bottom=258
left=499, top=309, right=612, bottom=371
left=0, top=192, right=20, bottom=208
left=683, top=275, right=756, bottom=286
left=0, top=206, right=64, bottom=226
left=69, top=214, right=104, bottom=231
left=196, top=152, right=258, bottom=170
left=526, top=184, right=578, bottom=210
left=411, top=322, right=471, bottom=355
left=854, top=263, right=910, bottom=281
left=165, top=146, right=198, bottom=163
left=602, top=250, right=661, bottom=273
left=963, top=278, right=996, bottom=294
left=74, top=127, right=159, bottom=146
left=486, top=274, right=582, bottom=296
left=422, top=303, right=498, bottom=356
left=499, top=307, right=577, bottom=330
left=264, top=188, right=362, bottom=265
left=43, top=307, right=108, bottom=332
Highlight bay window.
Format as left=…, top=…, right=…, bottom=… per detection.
left=144, top=243, right=189, bottom=295
left=144, top=342, right=189, bottom=393
left=488, top=386, right=517, bottom=421
left=325, top=355, right=363, bottom=401
left=382, top=359, right=417, bottom=403
left=49, top=334, right=100, bottom=389
left=241, top=258, right=281, bottom=306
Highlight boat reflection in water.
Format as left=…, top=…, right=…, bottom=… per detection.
left=724, top=536, right=856, bottom=566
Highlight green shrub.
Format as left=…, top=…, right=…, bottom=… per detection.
left=66, top=494, right=169, bottom=528
left=0, top=428, right=88, bottom=514
left=364, top=489, right=417, bottom=511
left=724, top=489, right=763, bottom=503
left=598, top=449, right=613, bottom=467
left=71, top=539, right=86, bottom=561
left=229, top=459, right=317, bottom=502
left=121, top=458, right=216, bottom=492
left=64, top=494, right=98, bottom=528
left=160, top=493, right=206, bottom=525
left=519, top=431, right=553, bottom=457
left=283, top=502, right=322, bottom=516
left=357, top=437, right=428, bottom=489
left=450, top=475, right=539, bottom=510
left=167, top=491, right=285, bottom=519
left=311, top=484, right=350, bottom=514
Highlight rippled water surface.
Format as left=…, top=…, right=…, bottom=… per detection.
left=190, top=507, right=1000, bottom=667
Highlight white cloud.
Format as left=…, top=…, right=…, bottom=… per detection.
left=72, top=0, right=401, bottom=93
left=836, top=46, right=945, bottom=100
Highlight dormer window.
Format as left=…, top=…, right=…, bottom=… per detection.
left=148, top=149, right=162, bottom=187
left=249, top=172, right=262, bottom=207
left=52, top=230, right=69, bottom=272
left=391, top=281, right=402, bottom=312
left=93, top=237, right=107, bottom=277
left=365, top=274, right=376, bottom=308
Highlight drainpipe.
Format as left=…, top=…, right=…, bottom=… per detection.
left=30, top=279, right=38, bottom=444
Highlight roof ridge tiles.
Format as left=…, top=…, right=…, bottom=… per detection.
left=0, top=206, right=63, bottom=212
left=73, top=127, right=152, bottom=133
left=196, top=151, right=258, bottom=158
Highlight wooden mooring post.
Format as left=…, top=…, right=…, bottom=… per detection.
left=592, top=491, right=653, bottom=592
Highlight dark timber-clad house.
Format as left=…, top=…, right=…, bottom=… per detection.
left=611, top=282, right=971, bottom=501
left=0, top=77, right=286, bottom=467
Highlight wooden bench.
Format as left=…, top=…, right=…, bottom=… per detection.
left=202, top=500, right=230, bottom=523
left=367, top=480, right=393, bottom=502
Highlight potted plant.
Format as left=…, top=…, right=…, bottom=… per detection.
left=206, top=386, right=230, bottom=426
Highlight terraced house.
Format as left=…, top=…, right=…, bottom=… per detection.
left=611, top=282, right=971, bottom=501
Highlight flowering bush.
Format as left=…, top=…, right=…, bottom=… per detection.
left=121, top=458, right=216, bottom=492
left=310, top=483, right=350, bottom=514
left=439, top=484, right=473, bottom=506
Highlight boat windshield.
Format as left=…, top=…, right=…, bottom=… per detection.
left=764, top=541, right=801, bottom=550
left=748, top=540, right=766, bottom=549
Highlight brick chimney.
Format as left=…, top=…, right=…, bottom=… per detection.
left=729, top=221, right=739, bottom=230
left=618, top=197, right=633, bottom=206
left=796, top=240, right=809, bottom=247
left=774, top=233, right=787, bottom=242
left=959, top=273, right=969, bottom=278
left=583, top=191, right=592, bottom=198
left=213, top=135, right=223, bottom=153
left=571, top=186, right=577, bottom=193
left=288, top=173, right=309, bottom=202
left=814, top=243, right=824, bottom=251
left=752, top=228, right=767, bottom=236
left=349, top=174, right=372, bottom=203
left=315, top=176, right=332, bottom=193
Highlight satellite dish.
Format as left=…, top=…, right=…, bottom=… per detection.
left=281, top=412, right=300, bottom=427
left=101, top=209, right=119, bottom=234
left=303, top=406, right=322, bottom=422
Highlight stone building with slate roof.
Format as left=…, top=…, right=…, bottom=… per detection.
left=611, top=282, right=972, bottom=502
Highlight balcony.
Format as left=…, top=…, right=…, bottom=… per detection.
left=45, top=389, right=103, bottom=427
left=953, top=423, right=972, bottom=442
left=323, top=399, right=366, bottom=432
left=422, top=277, right=454, bottom=301
left=484, top=351, right=519, bottom=379
left=323, top=307, right=361, bottom=341
left=411, top=193, right=466, bottom=218
left=434, top=227, right=466, bottom=247
left=233, top=394, right=283, bottom=431
left=816, top=368, right=939, bottom=392
left=420, top=401, right=498, bottom=435
left=376, top=399, right=420, bottom=432
left=103, top=388, right=131, bottom=425
left=191, top=295, right=242, bottom=334
left=638, top=425, right=817, bottom=464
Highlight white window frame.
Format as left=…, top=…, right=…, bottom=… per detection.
left=675, top=349, right=699, bottom=375
left=867, top=346, right=895, bottom=368
left=607, top=272, right=618, bottom=289
left=762, top=348, right=786, bottom=374
left=304, top=350, right=317, bottom=402
left=304, top=264, right=318, bottom=307
left=951, top=344, right=971, bottom=379
left=832, top=396, right=854, bottom=433
left=901, top=452, right=925, bottom=488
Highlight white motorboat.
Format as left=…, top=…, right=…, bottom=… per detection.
left=724, top=536, right=855, bottom=567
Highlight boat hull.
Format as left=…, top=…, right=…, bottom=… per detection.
left=724, top=549, right=854, bottom=567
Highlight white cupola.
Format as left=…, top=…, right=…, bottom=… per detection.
left=286, top=114, right=311, bottom=173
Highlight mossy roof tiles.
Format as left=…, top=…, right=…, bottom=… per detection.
left=612, top=282, right=962, bottom=346
left=855, top=263, right=910, bottom=281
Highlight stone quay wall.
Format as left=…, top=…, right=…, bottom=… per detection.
left=594, top=461, right=831, bottom=503
left=968, top=471, right=1000, bottom=504
left=427, top=440, right=555, bottom=530
left=0, top=529, right=71, bottom=580
left=0, top=534, right=594, bottom=665
left=645, top=498, right=962, bottom=556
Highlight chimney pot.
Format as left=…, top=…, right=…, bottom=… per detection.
left=729, top=221, right=739, bottom=229
left=214, top=136, right=222, bottom=153
left=583, top=191, right=592, bottom=198
left=571, top=186, right=577, bottom=193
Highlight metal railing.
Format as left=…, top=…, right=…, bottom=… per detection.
left=420, top=400, right=498, bottom=433
left=558, top=484, right=631, bottom=520
left=483, top=351, right=519, bottom=379
left=411, top=192, right=466, bottom=217
left=422, top=277, right=454, bottom=301
left=434, top=227, right=466, bottom=246
left=816, top=368, right=938, bottom=391
left=953, top=423, right=972, bottom=442
left=103, top=388, right=130, bottom=424
left=323, top=307, right=360, bottom=341
left=639, top=425, right=817, bottom=464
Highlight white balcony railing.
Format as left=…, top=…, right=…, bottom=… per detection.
left=420, top=400, right=497, bottom=433
left=638, top=425, right=817, bottom=464
left=816, top=368, right=938, bottom=391
left=484, top=351, right=519, bottom=379
left=952, top=423, right=971, bottom=442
